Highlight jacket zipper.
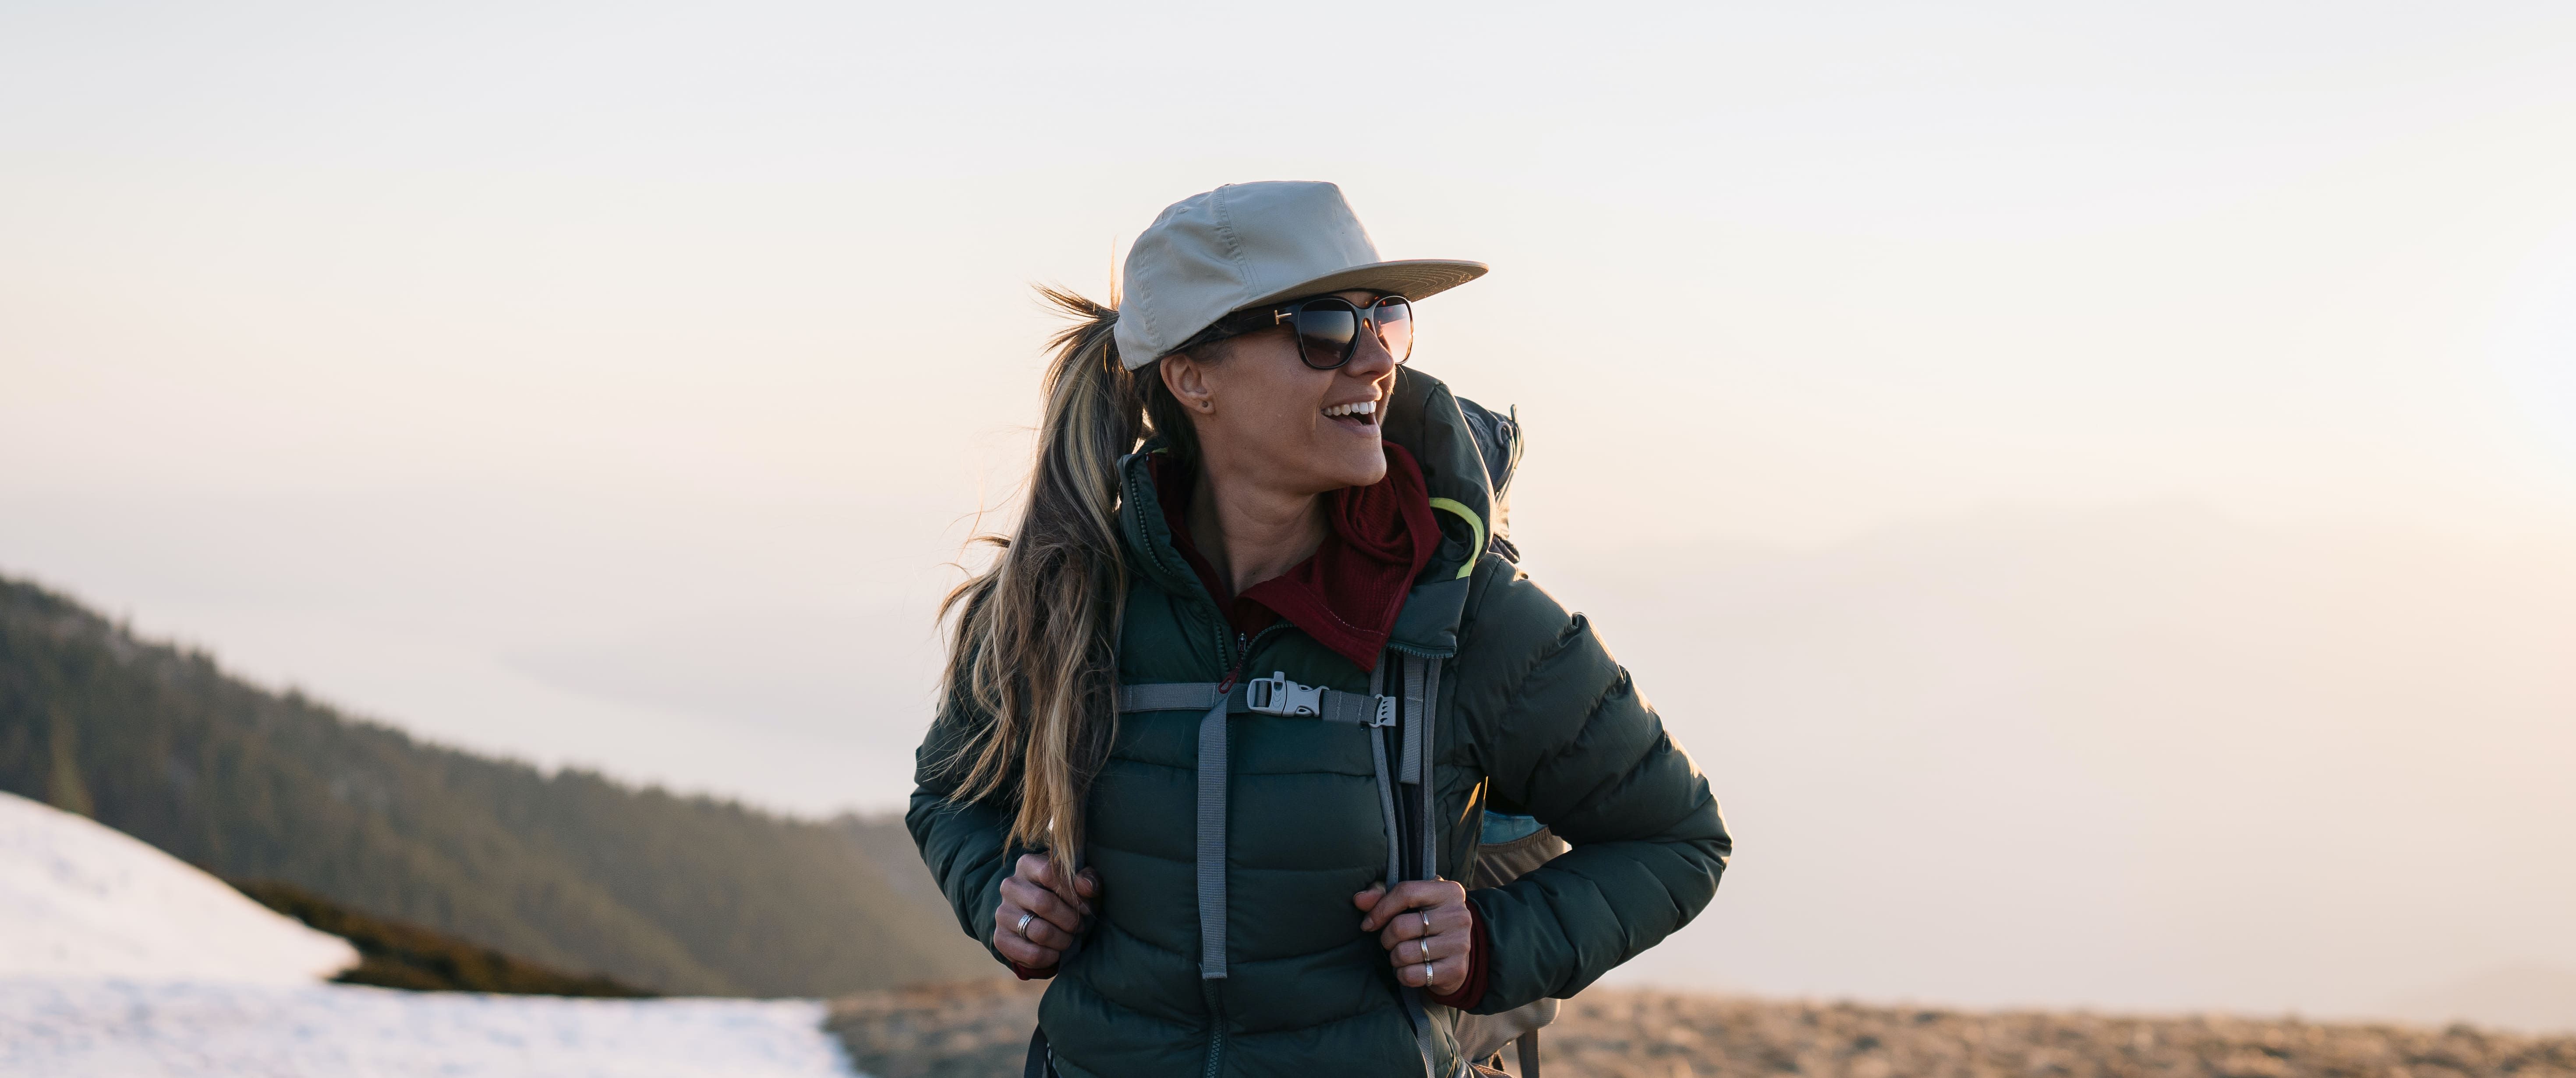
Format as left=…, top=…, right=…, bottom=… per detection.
left=1201, top=981, right=1226, bottom=1078
left=1217, top=625, right=1288, bottom=691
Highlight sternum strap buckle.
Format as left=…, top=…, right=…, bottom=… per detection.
left=1243, top=671, right=1323, bottom=716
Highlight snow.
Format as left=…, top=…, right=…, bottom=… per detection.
left=0, top=792, right=864, bottom=1076
left=0, top=792, right=356, bottom=983
left=0, top=980, right=857, bottom=1078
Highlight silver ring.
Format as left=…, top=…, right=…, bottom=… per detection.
left=1421, top=961, right=1434, bottom=983
left=1419, top=911, right=1432, bottom=933
left=1415, top=939, right=1428, bottom=961
left=1015, top=911, right=1036, bottom=936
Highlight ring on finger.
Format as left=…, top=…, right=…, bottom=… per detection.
left=1015, top=911, right=1036, bottom=936
left=1415, top=939, right=1428, bottom=961
left=1420, top=960, right=1435, bottom=983
left=1419, top=911, right=1432, bottom=933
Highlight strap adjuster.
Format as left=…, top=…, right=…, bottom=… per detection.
left=1372, top=695, right=1397, bottom=727
left=1243, top=671, right=1323, bottom=716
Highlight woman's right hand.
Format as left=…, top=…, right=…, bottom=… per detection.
left=994, top=852, right=1101, bottom=971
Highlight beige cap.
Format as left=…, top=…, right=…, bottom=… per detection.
left=1113, top=181, right=1487, bottom=370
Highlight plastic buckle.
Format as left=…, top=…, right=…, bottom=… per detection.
left=1371, top=695, right=1398, bottom=727
left=1243, top=671, right=1323, bottom=717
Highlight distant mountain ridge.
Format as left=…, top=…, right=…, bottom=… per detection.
left=0, top=572, right=992, bottom=997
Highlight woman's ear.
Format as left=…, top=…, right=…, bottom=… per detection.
left=1161, top=351, right=1217, bottom=413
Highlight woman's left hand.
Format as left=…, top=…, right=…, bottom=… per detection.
left=1352, top=879, right=1471, bottom=996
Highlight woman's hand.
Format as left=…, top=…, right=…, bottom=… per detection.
left=1352, top=879, right=1471, bottom=996
left=994, top=852, right=1101, bottom=971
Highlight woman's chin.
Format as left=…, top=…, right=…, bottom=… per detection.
left=1321, top=454, right=1390, bottom=491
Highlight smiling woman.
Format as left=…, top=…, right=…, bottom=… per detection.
left=906, top=182, right=1731, bottom=1078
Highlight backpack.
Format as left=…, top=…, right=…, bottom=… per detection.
left=1447, top=398, right=1567, bottom=1078
left=1378, top=395, right=1567, bottom=1076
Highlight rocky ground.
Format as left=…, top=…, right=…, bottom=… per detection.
left=826, top=979, right=2576, bottom=1078
left=1542, top=991, right=2576, bottom=1078
left=827, top=979, right=1046, bottom=1078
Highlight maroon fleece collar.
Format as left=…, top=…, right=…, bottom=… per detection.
left=1153, top=446, right=1441, bottom=672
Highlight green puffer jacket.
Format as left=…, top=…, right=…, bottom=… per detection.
left=909, top=368, right=1732, bottom=1078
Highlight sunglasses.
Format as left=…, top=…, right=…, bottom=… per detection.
left=1187, top=294, right=1415, bottom=370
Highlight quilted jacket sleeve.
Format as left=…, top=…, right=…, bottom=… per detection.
left=1450, top=555, right=1733, bottom=1013
left=905, top=681, right=1033, bottom=968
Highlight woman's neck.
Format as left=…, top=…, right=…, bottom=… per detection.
left=1187, top=461, right=1327, bottom=599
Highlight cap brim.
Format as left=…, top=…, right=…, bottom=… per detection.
left=1240, top=259, right=1489, bottom=310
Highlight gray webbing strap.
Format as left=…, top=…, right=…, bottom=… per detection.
left=1368, top=661, right=1400, bottom=889
left=1194, top=696, right=1228, bottom=979
left=1398, top=658, right=1426, bottom=786
left=1400, top=986, right=1439, bottom=1076
left=1417, top=657, right=1442, bottom=883
left=1369, top=660, right=1433, bottom=1078
left=1118, top=681, right=1226, bottom=713
left=1117, top=680, right=1394, bottom=726
left=1393, top=652, right=1449, bottom=1078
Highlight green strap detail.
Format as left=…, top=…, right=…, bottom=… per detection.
left=1426, top=498, right=1485, bottom=580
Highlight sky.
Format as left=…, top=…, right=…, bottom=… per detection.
left=4, top=0, right=2575, bottom=1023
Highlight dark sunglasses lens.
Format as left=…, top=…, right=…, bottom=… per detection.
left=1371, top=298, right=1414, bottom=363
left=1291, top=302, right=1359, bottom=367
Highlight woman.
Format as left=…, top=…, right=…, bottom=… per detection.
left=909, top=181, right=1730, bottom=1078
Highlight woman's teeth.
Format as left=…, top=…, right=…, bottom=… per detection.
left=1322, top=400, right=1377, bottom=421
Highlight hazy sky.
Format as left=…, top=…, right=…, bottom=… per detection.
left=4, top=2, right=2574, bottom=1021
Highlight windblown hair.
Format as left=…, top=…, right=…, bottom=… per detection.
left=937, top=287, right=1167, bottom=878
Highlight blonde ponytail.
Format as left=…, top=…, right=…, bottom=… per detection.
left=937, top=287, right=1146, bottom=879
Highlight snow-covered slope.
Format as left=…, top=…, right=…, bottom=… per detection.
left=0, top=791, right=863, bottom=1075
left=0, top=981, right=853, bottom=1078
left=0, top=791, right=356, bottom=983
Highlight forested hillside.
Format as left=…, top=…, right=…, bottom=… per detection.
left=0, top=572, right=993, bottom=997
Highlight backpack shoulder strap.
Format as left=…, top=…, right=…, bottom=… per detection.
left=1401, top=654, right=1442, bottom=882
left=1390, top=651, right=1451, bottom=1077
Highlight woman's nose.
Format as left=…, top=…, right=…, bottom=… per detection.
left=1344, top=323, right=1398, bottom=376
